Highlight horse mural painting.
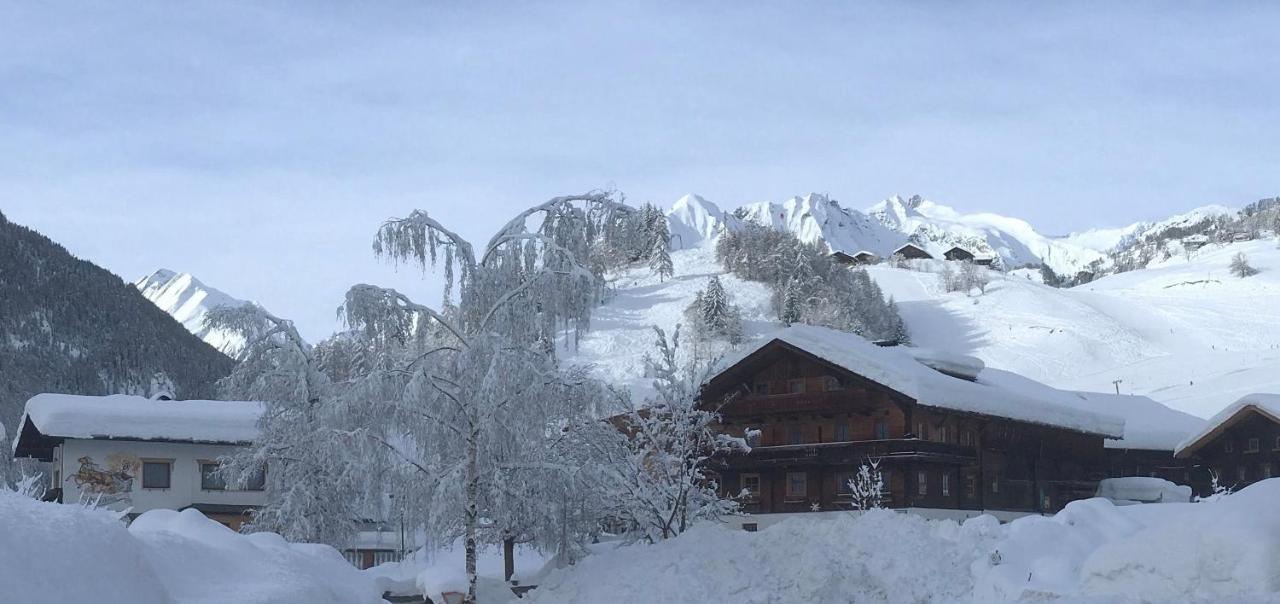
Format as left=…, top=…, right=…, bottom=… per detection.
left=73, top=454, right=136, bottom=505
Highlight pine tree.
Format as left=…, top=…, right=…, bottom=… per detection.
left=781, top=278, right=803, bottom=326
left=648, top=216, right=674, bottom=282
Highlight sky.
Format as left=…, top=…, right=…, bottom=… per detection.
left=3, top=2, right=1278, bottom=341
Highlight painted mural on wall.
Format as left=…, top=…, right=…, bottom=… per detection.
left=72, top=453, right=139, bottom=505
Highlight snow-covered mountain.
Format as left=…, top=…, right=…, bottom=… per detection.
left=666, top=192, right=1108, bottom=276
left=133, top=269, right=257, bottom=357
left=576, top=194, right=1280, bottom=422
left=1064, top=205, right=1234, bottom=253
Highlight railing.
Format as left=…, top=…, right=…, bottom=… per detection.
left=720, top=439, right=976, bottom=467
left=718, top=389, right=879, bottom=415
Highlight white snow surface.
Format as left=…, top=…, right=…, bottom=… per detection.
left=134, top=269, right=256, bottom=356
left=0, top=490, right=383, bottom=604
left=1174, top=393, right=1280, bottom=456
left=15, top=393, right=262, bottom=447
left=719, top=324, right=1124, bottom=438
left=1095, top=477, right=1192, bottom=504
left=529, top=479, right=1280, bottom=604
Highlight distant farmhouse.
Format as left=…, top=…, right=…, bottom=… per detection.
left=943, top=247, right=975, bottom=262
left=829, top=250, right=879, bottom=266
left=11, top=393, right=408, bottom=569
left=891, top=243, right=933, bottom=260
left=699, top=325, right=1129, bottom=524
left=1175, top=394, right=1280, bottom=496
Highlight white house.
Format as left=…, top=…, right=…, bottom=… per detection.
left=11, top=393, right=266, bottom=530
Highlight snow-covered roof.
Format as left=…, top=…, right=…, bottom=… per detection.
left=1174, top=393, right=1280, bottom=457
left=12, top=393, right=263, bottom=456
left=713, top=325, right=1124, bottom=438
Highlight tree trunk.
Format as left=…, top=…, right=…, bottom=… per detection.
left=464, top=433, right=479, bottom=604
left=503, top=535, right=515, bottom=583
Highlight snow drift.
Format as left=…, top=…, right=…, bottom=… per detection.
left=0, top=491, right=383, bottom=604
left=529, top=479, right=1280, bottom=604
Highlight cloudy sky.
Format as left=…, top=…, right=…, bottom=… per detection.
left=3, top=2, right=1278, bottom=341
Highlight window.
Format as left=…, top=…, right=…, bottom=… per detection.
left=753, top=381, right=770, bottom=395
left=823, top=376, right=841, bottom=392
left=787, top=379, right=805, bottom=394
left=786, top=472, right=807, bottom=499
left=991, top=474, right=1000, bottom=494
left=741, top=473, right=761, bottom=499
left=937, top=426, right=949, bottom=443
left=1263, top=463, right=1273, bottom=479
left=245, top=466, right=266, bottom=491
left=1275, top=436, right=1280, bottom=450
left=1225, top=440, right=1234, bottom=453
left=142, top=461, right=172, bottom=489
left=942, top=474, right=950, bottom=496
left=961, top=430, right=974, bottom=447
left=834, top=423, right=850, bottom=442
left=916, top=422, right=928, bottom=440
left=836, top=471, right=854, bottom=495
left=788, top=426, right=804, bottom=445
left=874, top=419, right=889, bottom=440
left=1246, top=438, right=1260, bottom=453
left=917, top=471, right=928, bottom=496
left=1237, top=466, right=1247, bottom=482
left=200, top=463, right=226, bottom=491
left=965, top=475, right=977, bottom=498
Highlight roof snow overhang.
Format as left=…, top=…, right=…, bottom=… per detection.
left=1174, top=403, right=1280, bottom=458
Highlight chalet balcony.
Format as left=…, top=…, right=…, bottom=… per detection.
left=719, top=390, right=878, bottom=416
left=718, top=438, right=977, bottom=469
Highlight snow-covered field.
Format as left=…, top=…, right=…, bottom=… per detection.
left=569, top=230, right=1280, bottom=419
left=528, top=479, right=1280, bottom=604
left=0, top=491, right=383, bottom=604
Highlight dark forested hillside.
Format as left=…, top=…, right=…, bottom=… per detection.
left=0, top=210, right=234, bottom=429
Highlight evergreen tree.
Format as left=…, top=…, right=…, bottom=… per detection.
left=648, top=215, right=674, bottom=282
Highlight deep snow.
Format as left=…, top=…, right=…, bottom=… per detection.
left=528, top=479, right=1280, bottom=604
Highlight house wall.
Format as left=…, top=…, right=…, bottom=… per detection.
left=1185, top=412, right=1280, bottom=496
left=58, top=439, right=265, bottom=517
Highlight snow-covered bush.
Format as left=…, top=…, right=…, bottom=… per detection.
left=846, top=458, right=885, bottom=511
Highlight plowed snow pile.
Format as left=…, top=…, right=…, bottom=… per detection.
left=529, top=479, right=1280, bottom=604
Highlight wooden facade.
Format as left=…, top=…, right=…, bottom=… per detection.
left=1175, top=405, right=1280, bottom=496
left=891, top=244, right=933, bottom=260
left=943, top=247, right=975, bottom=262
left=701, top=340, right=1109, bottom=515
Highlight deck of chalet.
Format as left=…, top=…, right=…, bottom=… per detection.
left=699, top=326, right=1124, bottom=515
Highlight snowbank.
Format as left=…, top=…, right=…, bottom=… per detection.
left=0, top=490, right=169, bottom=603
left=0, top=491, right=383, bottom=604
left=1095, top=477, right=1192, bottom=504
left=530, top=479, right=1280, bottom=603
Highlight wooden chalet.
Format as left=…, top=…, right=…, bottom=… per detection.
left=830, top=250, right=879, bottom=266
left=943, top=247, right=975, bottom=262
left=891, top=243, right=933, bottom=260
left=1174, top=394, right=1280, bottom=496
left=699, top=326, right=1123, bottom=518
left=973, top=256, right=996, bottom=267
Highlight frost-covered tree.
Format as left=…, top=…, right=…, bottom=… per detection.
left=345, top=193, right=646, bottom=603
left=648, top=214, right=674, bottom=282
left=942, top=262, right=990, bottom=295
left=575, top=326, right=746, bottom=543
left=846, top=459, right=884, bottom=511
left=1230, top=252, right=1259, bottom=278
left=684, top=276, right=744, bottom=346
left=204, top=303, right=382, bottom=548
left=715, top=224, right=906, bottom=342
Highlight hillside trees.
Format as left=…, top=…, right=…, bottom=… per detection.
left=684, top=276, right=744, bottom=346
left=715, top=223, right=907, bottom=343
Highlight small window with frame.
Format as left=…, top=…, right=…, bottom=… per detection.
left=965, top=475, right=976, bottom=498
left=874, top=419, right=889, bottom=440
left=834, top=423, right=850, bottom=442
left=200, top=462, right=226, bottom=491
left=753, top=381, right=770, bottom=395
left=741, top=473, right=761, bottom=500
left=1225, top=440, right=1234, bottom=453
left=786, top=472, right=807, bottom=499
left=823, top=376, right=841, bottom=392
left=787, top=379, right=805, bottom=394
left=836, top=471, right=855, bottom=496
left=142, top=460, right=172, bottom=490
left=941, top=473, right=950, bottom=496
left=1246, top=438, right=1260, bottom=453
left=916, top=422, right=928, bottom=440
left=917, top=471, right=928, bottom=496
left=1274, top=435, right=1280, bottom=450
left=788, top=426, right=804, bottom=445
left=1237, top=465, right=1247, bottom=482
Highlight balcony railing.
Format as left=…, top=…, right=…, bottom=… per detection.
left=718, top=438, right=976, bottom=468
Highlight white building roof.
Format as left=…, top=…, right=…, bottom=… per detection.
left=715, top=325, right=1125, bottom=438
left=1174, top=393, right=1280, bottom=457
left=13, top=393, right=263, bottom=454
